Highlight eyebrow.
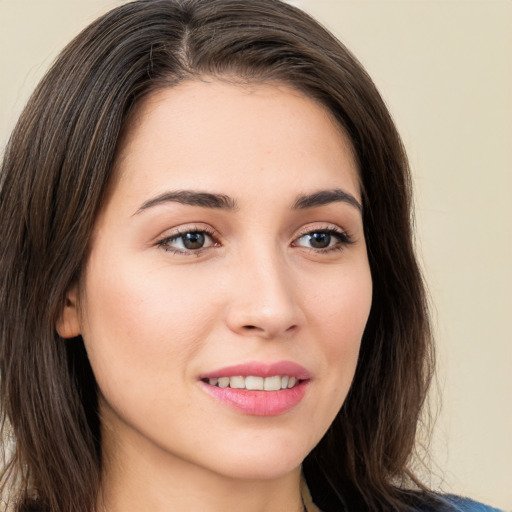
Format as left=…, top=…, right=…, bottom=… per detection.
left=292, top=188, right=362, bottom=212
left=134, top=187, right=362, bottom=215
left=135, top=190, right=238, bottom=214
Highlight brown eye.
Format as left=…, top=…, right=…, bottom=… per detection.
left=308, top=232, right=331, bottom=249
left=158, top=230, right=216, bottom=253
left=182, top=232, right=206, bottom=249
left=296, top=231, right=335, bottom=250
left=294, top=228, right=352, bottom=252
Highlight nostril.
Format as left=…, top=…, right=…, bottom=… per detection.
left=244, top=325, right=257, bottom=330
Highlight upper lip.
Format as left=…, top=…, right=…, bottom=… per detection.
left=199, top=360, right=311, bottom=380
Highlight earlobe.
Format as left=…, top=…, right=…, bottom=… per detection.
left=56, top=284, right=81, bottom=339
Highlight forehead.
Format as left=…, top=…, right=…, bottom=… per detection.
left=109, top=80, right=360, bottom=210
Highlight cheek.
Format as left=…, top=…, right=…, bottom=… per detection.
left=307, top=264, right=372, bottom=345
left=78, top=251, right=220, bottom=392
left=305, top=264, right=372, bottom=399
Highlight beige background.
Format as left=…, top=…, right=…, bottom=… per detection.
left=0, top=0, right=510, bottom=509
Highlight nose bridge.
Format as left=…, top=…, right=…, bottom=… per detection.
left=225, top=239, right=303, bottom=338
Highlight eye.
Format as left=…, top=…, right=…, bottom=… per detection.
left=293, top=228, right=352, bottom=252
left=156, top=229, right=217, bottom=254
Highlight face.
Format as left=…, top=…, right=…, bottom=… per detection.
left=59, top=80, right=372, bottom=483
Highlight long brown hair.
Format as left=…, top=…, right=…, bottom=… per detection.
left=1, top=1, right=436, bottom=510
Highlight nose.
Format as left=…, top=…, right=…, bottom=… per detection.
left=224, top=248, right=305, bottom=339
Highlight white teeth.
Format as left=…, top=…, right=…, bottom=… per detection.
left=218, top=377, right=230, bottom=388
left=206, top=375, right=300, bottom=390
left=263, top=375, right=282, bottom=391
left=229, top=376, right=245, bottom=389
left=245, top=376, right=264, bottom=390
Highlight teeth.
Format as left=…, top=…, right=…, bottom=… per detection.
left=218, top=377, right=230, bottom=388
left=207, top=375, right=300, bottom=390
left=263, top=375, right=281, bottom=391
left=229, top=376, right=245, bottom=389
left=245, top=376, right=264, bottom=390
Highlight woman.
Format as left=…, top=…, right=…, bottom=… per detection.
left=0, top=1, right=503, bottom=511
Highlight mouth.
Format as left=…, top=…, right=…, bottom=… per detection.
left=199, top=361, right=310, bottom=416
left=202, top=375, right=300, bottom=391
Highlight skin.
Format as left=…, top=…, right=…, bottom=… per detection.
left=58, top=80, right=373, bottom=512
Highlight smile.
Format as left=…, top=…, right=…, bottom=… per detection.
left=199, top=361, right=310, bottom=416
left=204, top=375, right=299, bottom=390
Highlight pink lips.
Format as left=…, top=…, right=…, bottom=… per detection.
left=200, top=361, right=311, bottom=380
left=199, top=361, right=310, bottom=416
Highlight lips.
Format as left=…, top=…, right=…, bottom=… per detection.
left=200, top=360, right=311, bottom=380
left=199, top=361, right=310, bottom=416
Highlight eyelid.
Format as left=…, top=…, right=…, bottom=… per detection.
left=291, top=223, right=354, bottom=252
left=154, top=224, right=221, bottom=255
left=293, top=223, right=352, bottom=240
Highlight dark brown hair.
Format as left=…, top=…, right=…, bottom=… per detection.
left=0, top=1, right=436, bottom=510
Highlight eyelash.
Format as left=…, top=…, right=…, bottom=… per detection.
left=292, top=225, right=354, bottom=254
left=155, top=225, right=353, bottom=256
left=156, top=226, right=218, bottom=256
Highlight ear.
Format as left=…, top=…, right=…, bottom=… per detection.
left=56, top=284, right=81, bottom=339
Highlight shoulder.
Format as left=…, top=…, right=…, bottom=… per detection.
left=417, top=494, right=506, bottom=512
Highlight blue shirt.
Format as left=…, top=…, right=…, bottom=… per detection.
left=435, top=495, right=505, bottom=511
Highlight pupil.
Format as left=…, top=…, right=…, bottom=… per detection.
left=183, top=232, right=205, bottom=249
left=310, top=232, right=331, bottom=248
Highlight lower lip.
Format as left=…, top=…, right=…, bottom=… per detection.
left=199, top=381, right=308, bottom=416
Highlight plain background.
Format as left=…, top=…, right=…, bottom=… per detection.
left=0, top=0, right=510, bottom=509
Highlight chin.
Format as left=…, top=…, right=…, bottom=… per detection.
left=199, top=437, right=311, bottom=481
left=214, top=459, right=303, bottom=482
